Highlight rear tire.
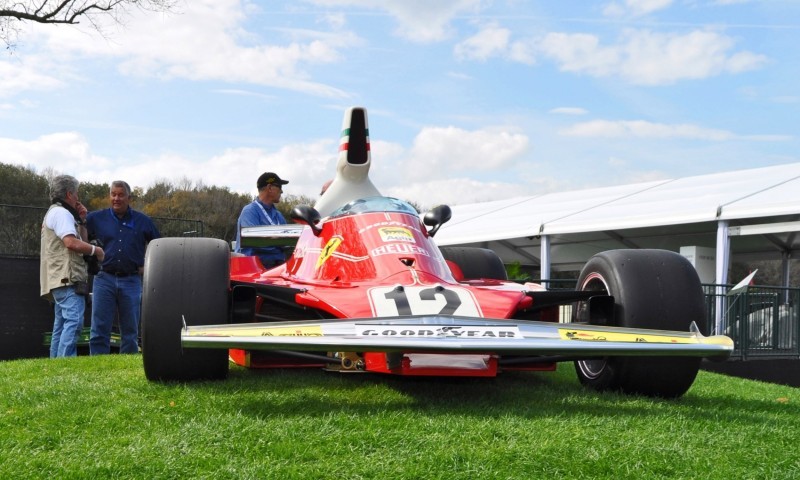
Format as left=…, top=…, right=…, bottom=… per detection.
left=142, top=238, right=230, bottom=381
left=573, top=249, right=707, bottom=398
left=439, top=246, right=507, bottom=280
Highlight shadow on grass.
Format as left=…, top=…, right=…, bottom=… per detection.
left=170, top=363, right=797, bottom=427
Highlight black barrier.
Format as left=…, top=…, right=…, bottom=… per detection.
left=0, top=256, right=77, bottom=360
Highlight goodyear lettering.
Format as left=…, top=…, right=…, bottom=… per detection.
left=359, top=326, right=519, bottom=338
left=371, top=244, right=430, bottom=257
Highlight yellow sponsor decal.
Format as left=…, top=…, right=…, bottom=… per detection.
left=316, top=236, right=343, bottom=268
left=379, top=227, right=414, bottom=243
left=558, top=329, right=695, bottom=344
left=194, top=326, right=323, bottom=337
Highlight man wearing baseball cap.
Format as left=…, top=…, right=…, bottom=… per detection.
left=235, top=172, right=290, bottom=267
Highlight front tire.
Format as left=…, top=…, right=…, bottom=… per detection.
left=142, top=238, right=230, bottom=381
left=573, top=249, right=707, bottom=398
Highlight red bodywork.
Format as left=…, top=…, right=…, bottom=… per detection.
left=228, top=208, right=554, bottom=376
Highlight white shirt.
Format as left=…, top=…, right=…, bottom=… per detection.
left=44, top=205, right=79, bottom=239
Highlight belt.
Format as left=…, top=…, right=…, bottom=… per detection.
left=102, top=270, right=137, bottom=277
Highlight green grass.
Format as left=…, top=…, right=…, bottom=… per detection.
left=1, top=355, right=798, bottom=479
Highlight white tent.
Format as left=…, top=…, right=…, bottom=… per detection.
left=433, top=162, right=800, bottom=287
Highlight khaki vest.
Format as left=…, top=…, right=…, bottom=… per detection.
left=40, top=204, right=88, bottom=300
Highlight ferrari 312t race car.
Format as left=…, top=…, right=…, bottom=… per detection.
left=141, top=107, right=733, bottom=398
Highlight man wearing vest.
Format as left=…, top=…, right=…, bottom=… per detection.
left=40, top=175, right=106, bottom=358
left=235, top=171, right=289, bottom=268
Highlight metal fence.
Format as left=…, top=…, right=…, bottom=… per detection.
left=704, top=284, right=799, bottom=360
left=533, top=278, right=799, bottom=359
left=0, top=204, right=204, bottom=257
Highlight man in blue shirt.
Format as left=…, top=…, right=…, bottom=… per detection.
left=235, top=171, right=289, bottom=267
left=86, top=180, right=160, bottom=354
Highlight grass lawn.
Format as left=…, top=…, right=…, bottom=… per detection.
left=1, top=355, right=798, bottom=479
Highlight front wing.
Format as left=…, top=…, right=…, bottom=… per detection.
left=181, top=316, right=733, bottom=359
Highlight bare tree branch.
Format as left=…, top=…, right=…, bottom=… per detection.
left=1, top=1, right=177, bottom=49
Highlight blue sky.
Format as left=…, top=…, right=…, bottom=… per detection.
left=1, top=0, right=798, bottom=208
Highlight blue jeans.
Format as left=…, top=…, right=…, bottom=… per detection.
left=90, top=272, right=142, bottom=354
left=50, top=286, right=86, bottom=358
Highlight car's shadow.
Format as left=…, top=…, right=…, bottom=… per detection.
left=178, top=363, right=788, bottom=426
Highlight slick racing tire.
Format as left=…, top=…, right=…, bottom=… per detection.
left=440, top=246, right=508, bottom=280
left=142, top=237, right=230, bottom=382
left=573, top=249, right=707, bottom=398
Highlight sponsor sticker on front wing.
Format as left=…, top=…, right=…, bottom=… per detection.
left=355, top=324, right=522, bottom=339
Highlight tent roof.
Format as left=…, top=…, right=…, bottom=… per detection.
left=434, top=163, right=800, bottom=271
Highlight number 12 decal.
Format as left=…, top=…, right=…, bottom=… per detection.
left=369, top=286, right=482, bottom=317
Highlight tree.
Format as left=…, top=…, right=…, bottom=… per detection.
left=0, top=163, right=48, bottom=206
left=1, top=0, right=176, bottom=49
left=81, top=180, right=111, bottom=209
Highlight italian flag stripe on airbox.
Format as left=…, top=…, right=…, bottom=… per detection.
left=339, top=128, right=370, bottom=152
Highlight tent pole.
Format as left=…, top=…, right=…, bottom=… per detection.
left=715, top=220, right=730, bottom=334
left=540, top=234, right=551, bottom=285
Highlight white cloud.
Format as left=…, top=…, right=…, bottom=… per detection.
left=455, top=21, right=767, bottom=85
left=624, top=169, right=671, bottom=184
left=549, top=107, right=589, bottom=116
left=507, top=39, right=538, bottom=65
left=22, top=0, right=358, bottom=98
left=0, top=132, right=112, bottom=173
left=455, top=24, right=538, bottom=65
left=110, top=141, right=337, bottom=199
left=560, top=119, right=733, bottom=140
left=454, top=24, right=511, bottom=61
left=0, top=132, right=201, bottom=192
left=0, top=131, right=339, bottom=197
left=539, top=32, right=620, bottom=77
left=0, top=57, right=64, bottom=98
left=560, top=119, right=746, bottom=141
left=538, top=29, right=767, bottom=85
left=771, top=96, right=799, bottom=104
left=2, top=126, right=531, bottom=208
left=608, top=156, right=628, bottom=168
left=385, top=178, right=531, bottom=209
left=560, top=119, right=792, bottom=142
left=603, top=0, right=674, bottom=17
left=306, top=0, right=482, bottom=42
left=404, top=125, right=529, bottom=180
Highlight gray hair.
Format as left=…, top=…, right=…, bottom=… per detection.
left=110, top=180, right=132, bottom=196
left=49, top=175, right=79, bottom=201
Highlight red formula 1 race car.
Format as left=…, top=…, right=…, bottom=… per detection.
left=141, top=107, right=732, bottom=398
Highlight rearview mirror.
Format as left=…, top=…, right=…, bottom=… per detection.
left=423, top=204, right=452, bottom=237
left=290, top=205, right=322, bottom=236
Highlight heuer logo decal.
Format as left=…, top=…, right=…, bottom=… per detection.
left=371, top=243, right=429, bottom=257
left=356, top=325, right=521, bottom=338
left=316, top=236, right=343, bottom=268
left=378, top=227, right=415, bottom=243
